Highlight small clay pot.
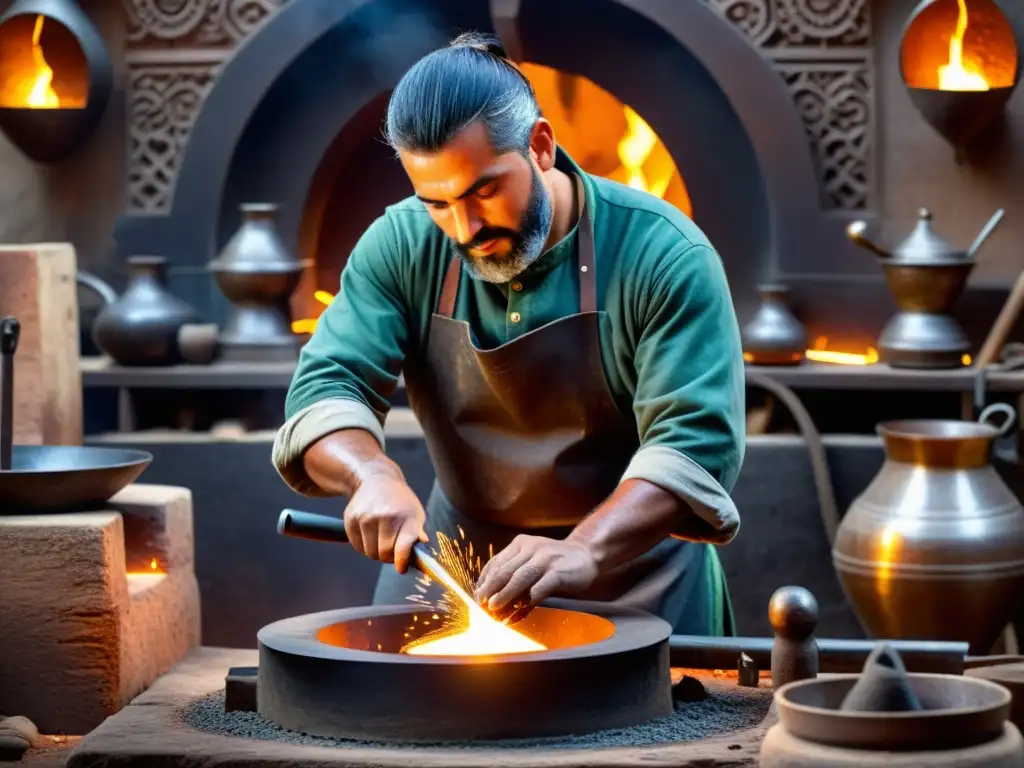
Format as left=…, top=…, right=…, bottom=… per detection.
left=177, top=323, right=220, bottom=365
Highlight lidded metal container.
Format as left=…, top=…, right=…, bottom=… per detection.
left=846, top=207, right=1004, bottom=369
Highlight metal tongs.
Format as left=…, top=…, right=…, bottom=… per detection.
left=277, top=508, right=480, bottom=609
left=0, top=316, right=20, bottom=471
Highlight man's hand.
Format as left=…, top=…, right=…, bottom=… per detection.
left=474, top=535, right=599, bottom=622
left=343, top=474, right=428, bottom=574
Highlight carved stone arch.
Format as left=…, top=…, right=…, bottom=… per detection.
left=116, top=0, right=875, bottom=321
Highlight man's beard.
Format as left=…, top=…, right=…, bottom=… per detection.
left=453, top=167, right=553, bottom=284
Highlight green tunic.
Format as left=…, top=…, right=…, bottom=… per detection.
left=273, top=149, right=746, bottom=636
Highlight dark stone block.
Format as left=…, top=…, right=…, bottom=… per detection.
left=738, top=653, right=759, bottom=688
left=224, top=666, right=258, bottom=713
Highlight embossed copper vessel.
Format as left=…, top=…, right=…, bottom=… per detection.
left=832, top=403, right=1024, bottom=655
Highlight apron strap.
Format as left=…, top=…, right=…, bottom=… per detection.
left=575, top=175, right=597, bottom=314
left=437, top=250, right=462, bottom=317
left=435, top=173, right=597, bottom=318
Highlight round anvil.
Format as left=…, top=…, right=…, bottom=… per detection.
left=257, top=599, right=673, bottom=742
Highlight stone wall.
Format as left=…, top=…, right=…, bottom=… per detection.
left=0, top=0, right=1021, bottom=324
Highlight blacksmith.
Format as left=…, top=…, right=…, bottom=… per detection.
left=273, top=32, right=745, bottom=635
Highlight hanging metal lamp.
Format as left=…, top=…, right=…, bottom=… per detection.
left=0, top=0, right=113, bottom=163
left=899, top=0, right=1022, bottom=157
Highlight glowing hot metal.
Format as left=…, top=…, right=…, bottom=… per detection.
left=276, top=508, right=545, bottom=656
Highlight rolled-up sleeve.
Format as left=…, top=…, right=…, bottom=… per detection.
left=272, top=216, right=409, bottom=495
left=621, top=244, right=746, bottom=544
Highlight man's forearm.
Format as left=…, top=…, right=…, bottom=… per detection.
left=303, top=429, right=405, bottom=496
left=566, top=478, right=692, bottom=573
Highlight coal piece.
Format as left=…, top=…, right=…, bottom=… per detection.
left=672, top=675, right=708, bottom=702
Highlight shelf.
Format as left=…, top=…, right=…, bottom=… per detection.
left=745, top=363, right=1024, bottom=393
left=80, top=357, right=299, bottom=389
left=80, top=356, right=1024, bottom=394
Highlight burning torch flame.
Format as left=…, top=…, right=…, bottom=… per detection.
left=937, top=0, right=989, bottom=92
left=27, top=15, right=60, bottom=109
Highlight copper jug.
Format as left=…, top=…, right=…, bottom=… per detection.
left=832, top=403, right=1024, bottom=654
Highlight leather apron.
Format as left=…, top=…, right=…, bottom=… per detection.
left=373, top=177, right=734, bottom=635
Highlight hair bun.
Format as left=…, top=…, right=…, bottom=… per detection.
left=448, top=31, right=510, bottom=61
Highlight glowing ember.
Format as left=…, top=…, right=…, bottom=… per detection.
left=150, top=557, right=159, bottom=571
left=937, top=0, right=989, bottom=92
left=804, top=337, right=879, bottom=366
left=400, top=529, right=546, bottom=657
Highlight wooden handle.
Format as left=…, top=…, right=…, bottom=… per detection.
left=976, top=270, right=1024, bottom=368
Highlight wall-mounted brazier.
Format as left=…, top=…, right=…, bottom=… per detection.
left=0, top=0, right=112, bottom=163
left=900, top=0, right=1022, bottom=158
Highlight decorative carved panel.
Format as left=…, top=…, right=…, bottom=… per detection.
left=122, top=0, right=874, bottom=213
left=776, top=62, right=871, bottom=212
left=127, top=63, right=220, bottom=213
left=123, top=0, right=285, bottom=212
left=708, top=0, right=874, bottom=210
left=124, top=0, right=284, bottom=47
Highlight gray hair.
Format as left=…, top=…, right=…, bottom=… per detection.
left=384, top=32, right=541, bottom=155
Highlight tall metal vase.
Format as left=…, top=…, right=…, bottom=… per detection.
left=832, top=403, right=1024, bottom=654
left=209, top=203, right=308, bottom=363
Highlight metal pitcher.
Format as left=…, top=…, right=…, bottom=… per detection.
left=832, top=403, right=1024, bottom=654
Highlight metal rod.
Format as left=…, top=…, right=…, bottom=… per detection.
left=0, top=316, right=20, bottom=472
left=669, top=635, right=967, bottom=675
left=277, top=508, right=469, bottom=599
left=966, top=208, right=1005, bottom=259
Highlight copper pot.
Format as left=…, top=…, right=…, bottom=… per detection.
left=832, top=403, right=1024, bottom=655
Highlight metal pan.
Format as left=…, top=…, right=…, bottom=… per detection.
left=0, top=316, right=153, bottom=515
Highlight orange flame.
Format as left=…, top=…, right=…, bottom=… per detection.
left=617, top=106, right=674, bottom=200
left=937, top=0, right=989, bottom=91
left=291, top=290, right=334, bottom=334
left=0, top=14, right=63, bottom=110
